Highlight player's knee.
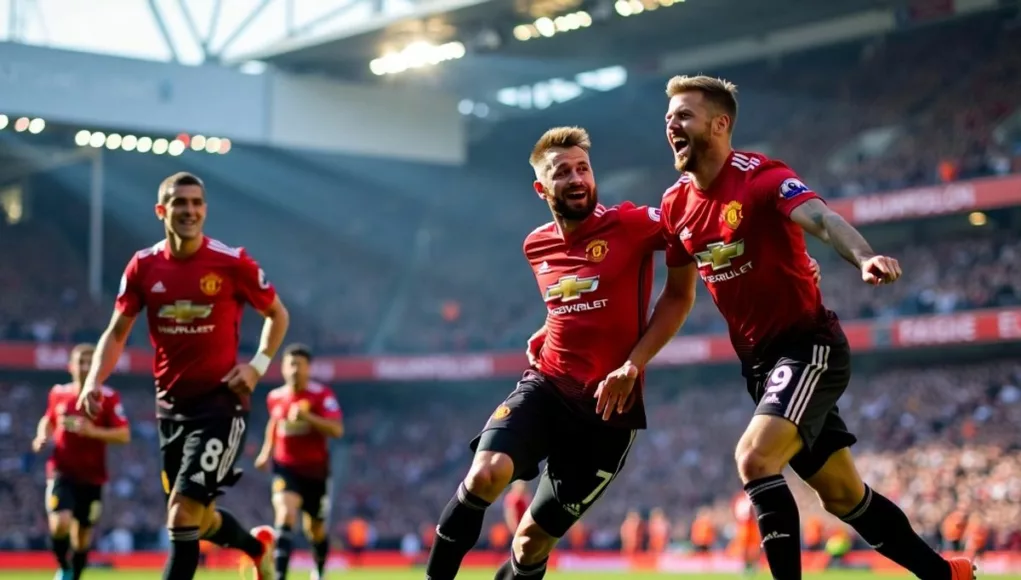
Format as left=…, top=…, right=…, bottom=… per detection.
left=51, top=513, right=72, bottom=536
left=465, top=452, right=514, bottom=501
left=511, top=522, right=557, bottom=565
left=305, top=520, right=326, bottom=543
left=167, top=494, right=206, bottom=529
left=734, top=445, right=785, bottom=482
left=272, top=496, right=300, bottom=528
left=72, top=529, right=92, bottom=551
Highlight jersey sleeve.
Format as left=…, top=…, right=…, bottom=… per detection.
left=100, top=390, right=129, bottom=428
left=267, top=393, right=284, bottom=420
left=114, top=254, right=145, bottom=316
left=659, top=196, right=693, bottom=267
left=318, top=389, right=343, bottom=421
left=236, top=249, right=277, bottom=312
left=43, top=388, right=58, bottom=426
left=756, top=163, right=822, bottom=217
left=620, top=204, right=670, bottom=253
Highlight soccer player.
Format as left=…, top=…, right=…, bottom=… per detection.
left=425, top=126, right=700, bottom=580
left=647, top=75, right=974, bottom=580
left=254, top=343, right=344, bottom=580
left=32, top=343, right=130, bottom=580
left=76, top=172, right=291, bottom=580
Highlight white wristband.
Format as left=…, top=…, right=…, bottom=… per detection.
left=249, top=353, right=272, bottom=377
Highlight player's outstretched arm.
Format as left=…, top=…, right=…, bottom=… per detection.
left=77, top=311, right=136, bottom=416
left=31, top=415, right=53, bottom=452
left=789, top=199, right=901, bottom=284
left=254, top=417, right=277, bottom=471
left=225, top=296, right=290, bottom=393
left=295, top=409, right=343, bottom=438
left=80, top=422, right=131, bottom=445
left=628, top=263, right=698, bottom=368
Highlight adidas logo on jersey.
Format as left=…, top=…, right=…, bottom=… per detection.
left=151, top=281, right=166, bottom=293
left=538, top=261, right=550, bottom=273
left=189, top=471, right=205, bottom=487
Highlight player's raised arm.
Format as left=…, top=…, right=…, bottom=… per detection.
left=788, top=199, right=902, bottom=285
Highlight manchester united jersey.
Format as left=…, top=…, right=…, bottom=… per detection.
left=267, top=382, right=342, bottom=479
left=45, top=383, right=128, bottom=485
left=660, top=151, right=841, bottom=362
left=525, top=202, right=666, bottom=429
left=115, top=237, right=277, bottom=418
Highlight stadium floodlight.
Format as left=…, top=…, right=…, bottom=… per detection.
left=105, top=134, right=123, bottom=150
left=513, top=25, right=533, bottom=41
left=152, top=138, right=169, bottom=155
left=89, top=132, right=106, bottom=148
left=168, top=139, right=186, bottom=156
left=513, top=11, right=592, bottom=41
left=369, top=41, right=466, bottom=76
left=28, top=118, right=45, bottom=134
left=121, top=135, right=139, bottom=152
left=74, top=130, right=91, bottom=147
left=0, top=115, right=8, bottom=130
left=137, top=137, right=153, bottom=153
left=218, top=138, right=232, bottom=154
left=14, top=117, right=29, bottom=132
left=191, top=135, right=207, bottom=151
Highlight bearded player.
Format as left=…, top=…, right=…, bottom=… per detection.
left=76, top=172, right=290, bottom=580
left=255, top=344, right=343, bottom=580
left=32, top=343, right=130, bottom=580
left=643, top=75, right=974, bottom=580
left=425, top=127, right=699, bottom=580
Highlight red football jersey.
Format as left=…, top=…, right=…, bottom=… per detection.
left=115, top=237, right=277, bottom=417
left=526, top=202, right=666, bottom=429
left=45, top=383, right=128, bottom=485
left=661, top=151, right=840, bottom=361
left=268, top=382, right=342, bottom=479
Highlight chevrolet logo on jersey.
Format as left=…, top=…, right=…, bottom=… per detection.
left=694, top=240, right=745, bottom=271
left=544, top=275, right=599, bottom=302
left=158, top=301, right=213, bottom=324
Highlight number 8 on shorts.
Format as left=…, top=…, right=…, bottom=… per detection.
left=158, top=416, right=249, bottom=505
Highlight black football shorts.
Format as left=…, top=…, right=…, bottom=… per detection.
left=46, top=477, right=103, bottom=527
left=272, top=464, right=331, bottom=521
left=746, top=337, right=857, bottom=479
left=158, top=414, right=249, bottom=505
left=470, top=370, right=637, bottom=538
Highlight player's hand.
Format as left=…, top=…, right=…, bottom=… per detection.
left=861, top=255, right=901, bottom=285
left=76, top=419, right=98, bottom=438
left=75, top=381, right=103, bottom=419
left=808, top=255, right=821, bottom=285
left=254, top=452, right=271, bottom=472
left=31, top=435, right=48, bottom=453
left=526, top=326, right=546, bottom=368
left=223, top=364, right=260, bottom=395
left=594, top=361, right=639, bottom=421
left=287, top=401, right=310, bottom=422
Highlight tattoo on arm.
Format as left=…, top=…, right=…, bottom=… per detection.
left=791, top=199, right=874, bottom=268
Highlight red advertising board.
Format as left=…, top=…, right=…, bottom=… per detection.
left=4, top=308, right=1020, bottom=382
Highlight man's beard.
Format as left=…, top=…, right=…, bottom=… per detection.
left=674, top=133, right=708, bottom=173
left=552, top=186, right=598, bottom=221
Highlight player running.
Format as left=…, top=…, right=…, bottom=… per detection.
left=76, top=172, right=290, bottom=580
left=425, top=127, right=699, bottom=580
left=32, top=343, right=130, bottom=580
left=254, top=343, right=344, bottom=580
left=643, top=75, right=974, bottom=580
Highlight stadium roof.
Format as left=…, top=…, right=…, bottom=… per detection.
left=228, top=0, right=898, bottom=94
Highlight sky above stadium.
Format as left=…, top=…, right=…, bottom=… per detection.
left=0, top=0, right=412, bottom=65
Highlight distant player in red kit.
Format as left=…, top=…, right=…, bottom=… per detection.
left=503, top=481, right=531, bottom=533
left=32, top=343, right=130, bottom=580
left=425, top=127, right=700, bottom=580
left=644, top=75, right=974, bottom=580
left=254, top=344, right=344, bottom=580
left=76, top=172, right=291, bottom=580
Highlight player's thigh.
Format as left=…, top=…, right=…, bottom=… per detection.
left=533, top=426, right=638, bottom=538
left=299, top=477, right=330, bottom=523
left=45, top=478, right=75, bottom=524
left=748, top=341, right=851, bottom=456
left=175, top=415, right=249, bottom=506
left=271, top=467, right=305, bottom=514
left=799, top=437, right=864, bottom=516
left=469, top=374, right=558, bottom=487
left=69, top=484, right=103, bottom=529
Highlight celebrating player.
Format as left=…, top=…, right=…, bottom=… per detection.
left=646, top=75, right=973, bottom=580
left=254, top=343, right=343, bottom=580
left=76, top=172, right=290, bottom=580
left=425, top=127, right=699, bottom=580
left=32, top=343, right=130, bottom=580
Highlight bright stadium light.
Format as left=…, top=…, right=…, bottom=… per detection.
left=0, top=115, right=8, bottom=130
left=218, top=138, right=232, bottom=154
left=191, top=135, right=207, bottom=151
left=513, top=11, right=592, bottom=41
left=370, top=41, right=466, bottom=76
left=137, top=137, right=153, bottom=153
left=513, top=25, right=532, bottom=41
left=28, top=118, right=45, bottom=134
left=152, top=138, right=169, bottom=155
left=105, top=134, right=123, bottom=149
left=74, top=130, right=91, bottom=147
left=89, top=132, right=106, bottom=148
left=122, top=135, right=138, bottom=151
left=168, top=139, right=186, bottom=156
left=14, top=117, right=29, bottom=132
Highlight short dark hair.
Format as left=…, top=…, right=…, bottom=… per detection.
left=158, top=172, right=205, bottom=204
left=283, top=343, right=313, bottom=361
left=529, top=126, right=592, bottom=174
left=665, top=75, right=739, bottom=133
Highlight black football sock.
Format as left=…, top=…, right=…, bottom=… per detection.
left=841, top=486, right=951, bottom=580
left=51, top=534, right=70, bottom=570
left=71, top=550, right=89, bottom=580
left=273, top=524, right=293, bottom=580
left=495, top=555, right=548, bottom=579
left=745, top=475, right=802, bottom=580
left=163, top=526, right=201, bottom=580
left=425, top=482, right=492, bottom=580
left=312, top=538, right=329, bottom=577
left=205, top=508, right=264, bottom=560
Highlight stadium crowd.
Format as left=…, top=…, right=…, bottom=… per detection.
left=1, top=357, right=1019, bottom=553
